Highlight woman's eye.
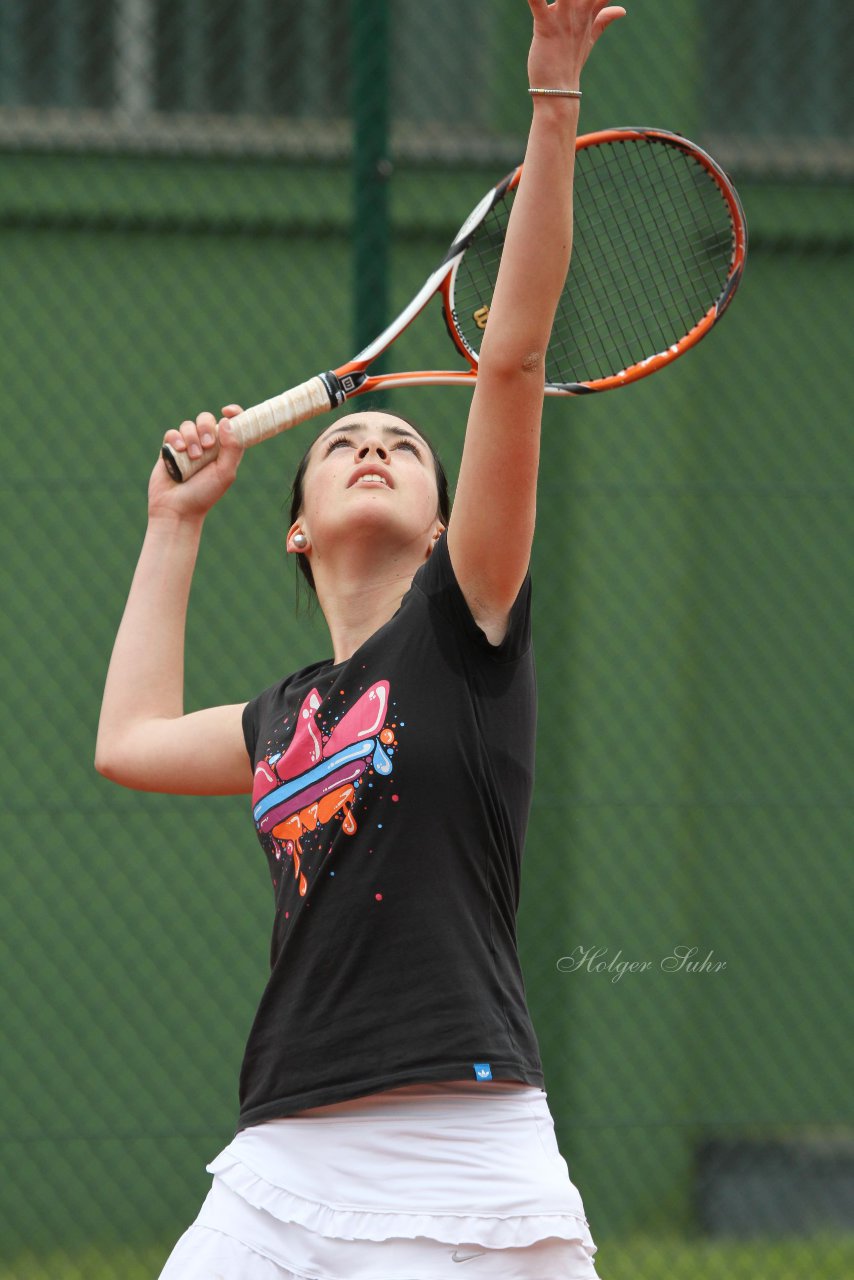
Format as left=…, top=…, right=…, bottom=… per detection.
left=394, top=440, right=420, bottom=455
left=325, top=436, right=352, bottom=452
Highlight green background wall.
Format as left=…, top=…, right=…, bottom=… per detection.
left=1, top=2, right=852, bottom=1277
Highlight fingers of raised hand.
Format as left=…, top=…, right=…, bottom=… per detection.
left=593, top=5, right=626, bottom=37
left=527, top=0, right=625, bottom=25
left=162, top=412, right=219, bottom=461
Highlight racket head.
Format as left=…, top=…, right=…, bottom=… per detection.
left=446, top=127, right=747, bottom=393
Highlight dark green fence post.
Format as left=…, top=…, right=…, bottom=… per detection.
left=351, top=0, right=391, bottom=364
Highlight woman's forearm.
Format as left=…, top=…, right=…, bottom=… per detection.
left=95, top=512, right=205, bottom=765
left=478, top=96, right=579, bottom=372
left=478, top=0, right=625, bottom=374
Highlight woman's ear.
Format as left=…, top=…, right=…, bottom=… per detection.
left=426, top=523, right=446, bottom=557
left=287, top=522, right=310, bottom=555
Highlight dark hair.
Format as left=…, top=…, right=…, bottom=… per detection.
left=288, top=411, right=451, bottom=595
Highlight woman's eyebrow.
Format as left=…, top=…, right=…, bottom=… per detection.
left=383, top=426, right=422, bottom=442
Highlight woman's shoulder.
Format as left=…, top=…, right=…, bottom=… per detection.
left=411, top=529, right=533, bottom=665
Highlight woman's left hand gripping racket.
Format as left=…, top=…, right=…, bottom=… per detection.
left=163, top=127, right=747, bottom=482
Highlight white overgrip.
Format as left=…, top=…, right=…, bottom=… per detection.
left=231, top=375, right=334, bottom=445
left=163, top=374, right=334, bottom=482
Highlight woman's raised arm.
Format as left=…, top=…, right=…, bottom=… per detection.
left=447, top=0, right=625, bottom=643
left=95, top=407, right=252, bottom=795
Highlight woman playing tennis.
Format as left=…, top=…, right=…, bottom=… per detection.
left=97, top=2, right=625, bottom=1277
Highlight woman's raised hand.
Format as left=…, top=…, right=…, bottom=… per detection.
left=526, top=0, right=626, bottom=91
left=149, top=405, right=245, bottom=519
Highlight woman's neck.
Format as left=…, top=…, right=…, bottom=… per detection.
left=314, top=544, right=431, bottom=665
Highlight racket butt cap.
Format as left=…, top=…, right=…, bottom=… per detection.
left=161, top=444, right=183, bottom=483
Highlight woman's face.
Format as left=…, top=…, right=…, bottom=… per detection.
left=293, top=411, right=443, bottom=555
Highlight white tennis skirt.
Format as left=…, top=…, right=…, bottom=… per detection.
left=158, top=1081, right=600, bottom=1280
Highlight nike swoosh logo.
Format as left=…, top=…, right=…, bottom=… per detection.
left=452, top=1249, right=486, bottom=1264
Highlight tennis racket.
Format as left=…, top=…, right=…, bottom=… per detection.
left=163, top=126, right=747, bottom=483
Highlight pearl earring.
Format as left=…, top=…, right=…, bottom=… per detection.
left=292, top=533, right=308, bottom=550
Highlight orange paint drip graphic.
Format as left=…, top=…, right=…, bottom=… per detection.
left=253, top=681, right=396, bottom=898
left=271, top=783, right=358, bottom=895
left=341, top=802, right=357, bottom=835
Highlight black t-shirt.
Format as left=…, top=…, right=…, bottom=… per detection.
left=238, top=533, right=543, bottom=1128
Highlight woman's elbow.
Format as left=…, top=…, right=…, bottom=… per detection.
left=94, top=736, right=133, bottom=786
left=480, top=343, right=546, bottom=381
left=94, top=742, right=119, bottom=782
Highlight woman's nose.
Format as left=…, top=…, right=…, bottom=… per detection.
left=357, top=440, right=389, bottom=461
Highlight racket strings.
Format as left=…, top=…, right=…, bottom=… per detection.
left=628, top=144, right=733, bottom=301
left=452, top=207, right=508, bottom=333
left=452, top=136, right=736, bottom=385
left=551, top=140, right=734, bottom=381
left=556, top=144, right=675, bottom=377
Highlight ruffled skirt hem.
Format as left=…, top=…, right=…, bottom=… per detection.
left=207, top=1152, right=595, bottom=1252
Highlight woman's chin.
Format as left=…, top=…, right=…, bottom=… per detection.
left=332, top=500, right=426, bottom=542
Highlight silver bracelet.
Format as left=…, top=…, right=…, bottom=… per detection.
left=528, top=87, right=582, bottom=99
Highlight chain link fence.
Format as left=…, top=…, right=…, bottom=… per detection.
left=1, top=2, right=852, bottom=1278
